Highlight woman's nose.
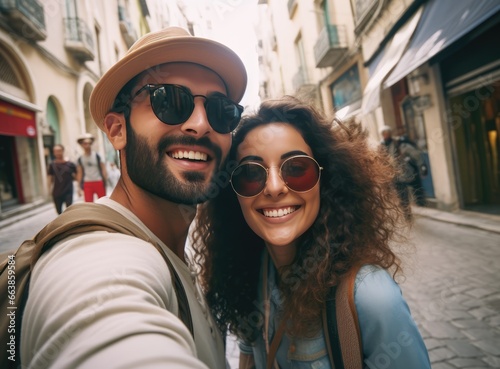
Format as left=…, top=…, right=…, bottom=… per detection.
left=263, top=167, right=288, bottom=197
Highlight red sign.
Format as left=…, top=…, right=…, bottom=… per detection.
left=0, top=99, right=37, bottom=137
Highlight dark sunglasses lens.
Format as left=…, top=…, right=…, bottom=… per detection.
left=151, top=86, right=193, bottom=125
left=231, top=163, right=267, bottom=197
left=206, top=97, right=242, bottom=133
left=281, top=157, right=320, bottom=192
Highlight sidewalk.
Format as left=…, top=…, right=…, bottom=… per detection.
left=412, top=205, right=500, bottom=235
left=2, top=200, right=500, bottom=235
left=0, top=200, right=54, bottom=230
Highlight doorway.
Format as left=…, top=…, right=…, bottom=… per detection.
left=0, top=136, right=21, bottom=208
left=450, top=79, right=500, bottom=209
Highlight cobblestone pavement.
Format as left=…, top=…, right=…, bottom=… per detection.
left=1, top=204, right=499, bottom=368
left=402, top=217, right=500, bottom=369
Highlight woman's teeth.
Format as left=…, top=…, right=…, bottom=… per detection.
left=263, top=207, right=297, bottom=218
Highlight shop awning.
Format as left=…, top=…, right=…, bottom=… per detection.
left=384, top=0, right=500, bottom=88
left=361, top=8, right=422, bottom=114
left=0, top=99, right=37, bottom=137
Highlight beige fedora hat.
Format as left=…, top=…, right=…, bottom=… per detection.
left=89, top=27, right=247, bottom=131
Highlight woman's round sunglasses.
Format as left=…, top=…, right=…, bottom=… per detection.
left=230, top=155, right=323, bottom=198
left=130, top=84, right=244, bottom=134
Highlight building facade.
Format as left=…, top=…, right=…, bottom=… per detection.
left=258, top=0, right=500, bottom=214
left=0, top=0, right=191, bottom=216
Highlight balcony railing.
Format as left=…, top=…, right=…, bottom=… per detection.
left=0, top=0, right=46, bottom=41
left=64, top=17, right=95, bottom=62
left=314, top=24, right=348, bottom=68
left=270, top=35, right=277, bottom=51
left=292, top=66, right=309, bottom=91
left=118, top=5, right=137, bottom=48
left=287, top=0, right=297, bottom=17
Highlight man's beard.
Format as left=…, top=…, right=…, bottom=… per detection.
left=125, top=123, right=223, bottom=205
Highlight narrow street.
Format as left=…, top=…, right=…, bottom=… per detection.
left=1, top=206, right=499, bottom=368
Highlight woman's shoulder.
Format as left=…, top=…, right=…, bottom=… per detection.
left=353, top=264, right=404, bottom=312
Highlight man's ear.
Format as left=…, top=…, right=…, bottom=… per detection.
left=103, top=112, right=126, bottom=150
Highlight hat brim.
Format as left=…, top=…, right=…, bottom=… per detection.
left=90, top=36, right=247, bottom=131
left=77, top=138, right=94, bottom=144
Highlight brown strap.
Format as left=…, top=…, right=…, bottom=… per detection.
left=265, top=316, right=288, bottom=369
left=30, top=202, right=194, bottom=336
left=263, top=251, right=287, bottom=369
left=323, top=294, right=337, bottom=369
left=323, top=267, right=363, bottom=369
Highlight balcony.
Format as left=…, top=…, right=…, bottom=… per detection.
left=270, top=35, right=277, bottom=51
left=314, top=24, right=348, bottom=68
left=287, top=0, right=297, bottom=17
left=0, top=0, right=47, bottom=41
left=293, top=66, right=314, bottom=91
left=118, top=5, right=137, bottom=48
left=64, top=17, right=95, bottom=62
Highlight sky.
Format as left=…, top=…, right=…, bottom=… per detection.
left=186, top=0, right=261, bottom=110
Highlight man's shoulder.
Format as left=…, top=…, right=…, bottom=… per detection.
left=63, top=161, right=77, bottom=169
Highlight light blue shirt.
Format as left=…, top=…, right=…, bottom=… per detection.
left=239, top=260, right=431, bottom=369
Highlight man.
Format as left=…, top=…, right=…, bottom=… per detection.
left=21, top=27, right=247, bottom=368
left=47, top=144, right=76, bottom=214
left=76, top=132, right=108, bottom=202
left=379, top=125, right=427, bottom=216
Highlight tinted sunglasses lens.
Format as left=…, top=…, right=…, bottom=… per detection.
left=206, top=97, right=242, bottom=133
left=150, top=85, right=193, bottom=125
left=231, top=163, right=267, bottom=197
left=282, top=157, right=320, bottom=192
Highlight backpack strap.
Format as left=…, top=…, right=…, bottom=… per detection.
left=323, top=266, right=363, bottom=369
left=30, top=202, right=193, bottom=336
left=96, top=153, right=105, bottom=180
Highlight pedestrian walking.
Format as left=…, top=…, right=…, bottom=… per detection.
left=76, top=132, right=107, bottom=202
left=193, top=97, right=431, bottom=369
left=20, top=26, right=246, bottom=369
left=47, top=144, right=76, bottom=214
left=379, top=125, right=427, bottom=217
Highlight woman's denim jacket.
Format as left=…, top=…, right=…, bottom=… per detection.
left=239, top=256, right=431, bottom=369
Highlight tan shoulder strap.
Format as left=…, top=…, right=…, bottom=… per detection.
left=30, top=202, right=193, bottom=336
left=323, top=266, right=363, bottom=369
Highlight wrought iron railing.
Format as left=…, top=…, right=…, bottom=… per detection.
left=314, top=24, right=348, bottom=66
left=64, top=17, right=94, bottom=54
left=0, top=0, right=46, bottom=30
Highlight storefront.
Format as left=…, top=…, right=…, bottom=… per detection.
left=0, top=98, right=40, bottom=210
left=440, top=21, right=500, bottom=209
left=381, top=0, right=500, bottom=211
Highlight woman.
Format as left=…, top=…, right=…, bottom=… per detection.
left=193, top=97, right=431, bottom=369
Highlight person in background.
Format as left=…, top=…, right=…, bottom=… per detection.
left=47, top=144, right=76, bottom=214
left=379, top=125, right=427, bottom=217
left=76, top=132, right=108, bottom=202
left=106, top=162, right=120, bottom=190
left=21, top=26, right=247, bottom=369
left=193, top=97, right=431, bottom=369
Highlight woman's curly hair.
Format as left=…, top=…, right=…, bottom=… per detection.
left=192, top=96, right=408, bottom=341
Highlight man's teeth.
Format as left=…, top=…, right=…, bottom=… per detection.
left=171, top=151, right=208, bottom=161
left=263, top=207, right=297, bottom=218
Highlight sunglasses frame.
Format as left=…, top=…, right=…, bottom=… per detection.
left=130, top=84, right=244, bottom=134
left=230, top=154, right=323, bottom=198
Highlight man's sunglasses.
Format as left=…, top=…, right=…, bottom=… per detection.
left=131, top=84, right=244, bottom=134
left=230, top=155, right=323, bottom=198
